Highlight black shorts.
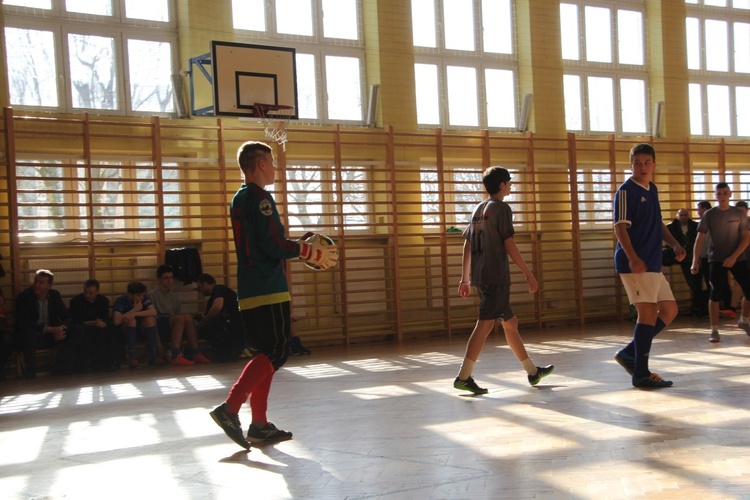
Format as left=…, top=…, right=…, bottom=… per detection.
left=241, top=301, right=290, bottom=371
left=709, top=260, right=750, bottom=302
left=477, top=284, right=514, bottom=321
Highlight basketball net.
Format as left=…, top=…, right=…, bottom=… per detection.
left=255, top=104, right=295, bottom=151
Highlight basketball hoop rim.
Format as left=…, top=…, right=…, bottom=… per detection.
left=253, top=103, right=294, bottom=118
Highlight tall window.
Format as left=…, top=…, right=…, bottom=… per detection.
left=232, top=0, right=365, bottom=124
left=686, top=1, right=750, bottom=137
left=3, top=0, right=177, bottom=116
left=16, top=156, right=185, bottom=241
left=412, top=0, right=518, bottom=130
left=560, top=2, right=649, bottom=135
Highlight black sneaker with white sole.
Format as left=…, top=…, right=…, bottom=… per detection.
left=453, top=376, right=489, bottom=395
left=528, top=364, right=555, bottom=386
left=209, top=403, right=251, bottom=450
left=246, top=422, right=293, bottom=443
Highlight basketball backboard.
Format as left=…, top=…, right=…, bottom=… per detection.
left=189, top=41, right=298, bottom=119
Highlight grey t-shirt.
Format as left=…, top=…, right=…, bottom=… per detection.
left=148, top=286, right=182, bottom=317
left=696, top=206, right=750, bottom=262
left=463, top=197, right=515, bottom=286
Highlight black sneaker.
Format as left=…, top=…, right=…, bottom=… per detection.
left=209, top=403, right=251, bottom=450
left=453, top=376, right=488, bottom=395
left=246, top=422, right=293, bottom=443
left=632, top=372, right=673, bottom=388
left=528, top=365, right=555, bottom=386
left=614, top=349, right=636, bottom=375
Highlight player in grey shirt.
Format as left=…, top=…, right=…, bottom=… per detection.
left=692, top=182, right=750, bottom=342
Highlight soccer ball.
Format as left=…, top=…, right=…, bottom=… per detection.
left=303, top=233, right=337, bottom=271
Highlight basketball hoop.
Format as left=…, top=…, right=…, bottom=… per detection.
left=254, top=103, right=295, bottom=151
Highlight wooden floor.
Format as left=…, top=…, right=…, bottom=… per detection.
left=1, top=316, right=750, bottom=499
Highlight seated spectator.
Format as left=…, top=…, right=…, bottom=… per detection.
left=288, top=313, right=311, bottom=355
left=70, top=279, right=119, bottom=372
left=112, top=281, right=164, bottom=369
left=0, top=288, right=12, bottom=380
left=196, top=273, right=246, bottom=361
left=14, top=269, right=83, bottom=378
left=149, top=265, right=210, bottom=366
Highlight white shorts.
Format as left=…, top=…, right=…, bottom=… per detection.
left=619, top=272, right=676, bottom=305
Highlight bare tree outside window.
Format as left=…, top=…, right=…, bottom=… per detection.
left=68, top=33, right=118, bottom=110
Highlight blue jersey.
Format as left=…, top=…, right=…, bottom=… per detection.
left=230, top=183, right=301, bottom=310
left=613, top=178, right=663, bottom=274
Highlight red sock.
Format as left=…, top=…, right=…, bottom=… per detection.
left=226, top=354, right=274, bottom=414
left=250, top=371, right=274, bottom=426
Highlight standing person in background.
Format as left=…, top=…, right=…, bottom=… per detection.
left=691, top=183, right=750, bottom=342
left=612, top=143, right=684, bottom=388
left=666, top=209, right=703, bottom=317
left=209, top=141, right=338, bottom=449
left=453, top=166, right=554, bottom=395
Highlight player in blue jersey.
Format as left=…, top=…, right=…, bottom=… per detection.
left=209, top=141, right=338, bottom=450
left=612, top=143, right=685, bottom=388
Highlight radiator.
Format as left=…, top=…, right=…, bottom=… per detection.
left=27, top=258, right=90, bottom=297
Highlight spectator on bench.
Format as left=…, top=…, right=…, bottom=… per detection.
left=14, top=269, right=83, bottom=378
left=0, top=288, right=13, bottom=380
left=149, top=265, right=210, bottom=366
left=70, top=279, right=119, bottom=372
left=112, top=281, right=164, bottom=369
left=196, top=273, right=246, bottom=361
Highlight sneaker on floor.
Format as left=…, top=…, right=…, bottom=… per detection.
left=246, top=422, right=293, bottom=443
left=709, top=330, right=720, bottom=343
left=191, top=352, right=211, bottom=363
left=720, top=309, right=737, bottom=318
left=738, top=321, right=750, bottom=337
left=614, top=349, right=636, bottom=375
left=148, top=356, right=167, bottom=367
left=632, top=372, right=673, bottom=388
left=239, top=348, right=254, bottom=359
left=170, top=354, right=195, bottom=366
left=209, top=403, right=250, bottom=450
left=453, top=376, right=488, bottom=395
left=528, top=364, right=555, bottom=386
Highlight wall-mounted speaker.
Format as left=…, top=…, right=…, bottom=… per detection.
left=518, top=93, right=533, bottom=132
left=652, top=101, right=663, bottom=138
left=366, top=83, right=380, bottom=128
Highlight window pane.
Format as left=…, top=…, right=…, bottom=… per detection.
left=705, top=19, right=729, bottom=72
left=65, top=0, right=112, bottom=16
left=287, top=167, right=323, bottom=228
left=421, top=168, right=439, bottom=227
left=563, top=74, right=582, bottom=130
left=322, top=0, right=358, bottom=40
left=412, top=0, right=436, bottom=47
left=337, top=166, right=368, bottom=229
left=686, top=17, right=701, bottom=70
left=453, top=168, right=483, bottom=224
left=705, top=0, right=727, bottom=5
left=588, top=76, right=614, bottom=132
left=325, top=56, right=361, bottom=120
left=444, top=0, right=474, bottom=51
left=737, top=86, right=750, bottom=136
left=296, top=53, right=318, bottom=119
left=68, top=33, right=118, bottom=110
left=689, top=83, right=703, bottom=135
left=415, top=63, right=440, bottom=125
left=560, top=3, right=579, bottom=60
left=16, top=161, right=65, bottom=234
left=485, top=68, right=515, bottom=128
left=125, top=0, right=169, bottom=22
left=446, top=66, right=478, bottom=126
left=736, top=0, right=750, bottom=9
left=5, top=27, right=58, bottom=107
left=585, top=6, right=612, bottom=63
left=4, top=0, right=50, bottom=7
left=707, top=84, right=731, bottom=135
left=482, top=0, right=512, bottom=54
left=276, top=0, right=313, bottom=36
left=620, top=78, right=646, bottom=133
left=735, top=22, right=750, bottom=73
left=87, top=163, right=125, bottom=231
left=232, top=0, right=265, bottom=31
left=128, top=39, right=174, bottom=113
left=618, top=10, right=643, bottom=65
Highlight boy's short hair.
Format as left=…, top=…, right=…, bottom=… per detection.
left=482, top=167, right=511, bottom=195
left=84, top=279, right=100, bottom=290
left=127, top=281, right=147, bottom=295
left=237, top=141, right=272, bottom=173
left=35, top=269, right=54, bottom=284
left=629, top=143, right=656, bottom=162
left=736, top=201, right=748, bottom=209
left=697, top=200, right=712, bottom=210
left=196, top=273, right=216, bottom=285
left=156, top=264, right=174, bottom=278
left=715, top=182, right=730, bottom=191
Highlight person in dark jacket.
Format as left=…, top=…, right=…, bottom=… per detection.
left=14, top=269, right=81, bottom=378
left=70, top=279, right=119, bottom=372
left=667, top=208, right=706, bottom=316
